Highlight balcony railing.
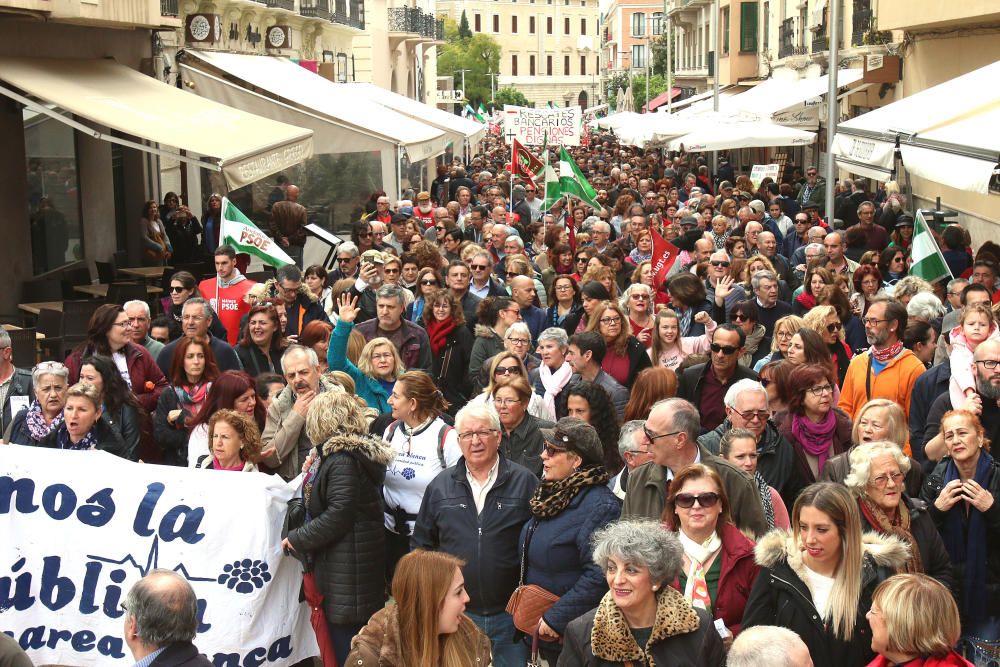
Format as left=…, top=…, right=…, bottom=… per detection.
left=852, top=5, right=883, bottom=45
left=259, top=0, right=295, bottom=10
left=301, top=0, right=334, bottom=20
left=812, top=33, right=828, bottom=52
left=388, top=7, right=439, bottom=37
left=778, top=18, right=796, bottom=58
left=161, top=0, right=178, bottom=16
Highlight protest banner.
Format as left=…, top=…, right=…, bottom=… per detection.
left=749, top=164, right=780, bottom=190
left=0, top=445, right=318, bottom=666
left=503, top=105, right=582, bottom=147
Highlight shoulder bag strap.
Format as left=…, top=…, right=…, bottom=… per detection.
left=518, top=517, right=539, bottom=587
left=865, top=353, right=873, bottom=402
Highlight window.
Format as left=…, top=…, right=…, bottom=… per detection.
left=474, top=13, right=481, bottom=31
left=546, top=55, right=553, bottom=75
left=763, top=1, right=769, bottom=51
left=493, top=14, right=499, bottom=32
left=580, top=55, right=587, bottom=74
left=722, top=7, right=730, bottom=55
left=547, top=16, right=552, bottom=33
left=511, top=15, right=517, bottom=32
left=651, top=12, right=663, bottom=35
left=581, top=18, right=586, bottom=34
left=595, top=54, right=599, bottom=71
left=530, top=54, right=536, bottom=75
left=530, top=15, right=535, bottom=33
left=564, top=17, right=570, bottom=34
left=511, top=54, right=518, bottom=75
left=564, top=55, right=570, bottom=73
left=631, top=43, right=645, bottom=68
left=740, top=1, right=759, bottom=53
left=631, top=12, right=645, bottom=37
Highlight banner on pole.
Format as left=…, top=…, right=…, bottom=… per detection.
left=220, top=197, right=293, bottom=268
left=503, top=105, right=583, bottom=147
left=0, top=446, right=318, bottom=666
left=749, top=164, right=780, bottom=190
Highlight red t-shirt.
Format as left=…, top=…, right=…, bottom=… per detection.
left=602, top=350, right=631, bottom=387
left=198, top=276, right=256, bottom=346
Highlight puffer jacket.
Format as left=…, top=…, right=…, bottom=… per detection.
left=700, top=419, right=807, bottom=507
left=287, top=431, right=394, bottom=624
left=154, top=386, right=192, bottom=466
left=520, top=484, right=622, bottom=649
left=741, top=530, right=909, bottom=667
left=557, top=587, right=725, bottom=667
left=469, top=325, right=506, bottom=380
left=348, top=604, right=492, bottom=666
left=411, top=456, right=538, bottom=614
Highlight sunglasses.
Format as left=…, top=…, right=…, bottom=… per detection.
left=826, top=322, right=843, bottom=333
left=732, top=314, right=751, bottom=323
left=169, top=286, right=187, bottom=293
left=357, top=232, right=371, bottom=238
left=673, top=492, right=720, bottom=509
left=420, top=280, right=439, bottom=286
left=710, top=343, right=739, bottom=355
left=542, top=444, right=569, bottom=457
left=471, top=264, right=489, bottom=271
left=710, top=261, right=731, bottom=268
left=494, top=366, right=519, bottom=376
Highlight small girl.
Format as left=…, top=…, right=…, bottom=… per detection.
left=649, top=307, right=717, bottom=371
left=949, top=303, right=1000, bottom=407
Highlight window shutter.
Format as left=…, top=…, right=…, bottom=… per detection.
left=740, top=2, right=759, bottom=53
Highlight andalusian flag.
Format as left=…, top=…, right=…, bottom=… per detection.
left=220, top=197, right=293, bottom=268
left=476, top=103, right=487, bottom=121
left=542, top=160, right=561, bottom=209
left=463, top=103, right=476, bottom=118
left=558, top=147, right=602, bottom=211
left=909, top=210, right=952, bottom=284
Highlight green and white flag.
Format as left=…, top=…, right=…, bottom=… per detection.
left=463, top=103, right=476, bottom=118
left=476, top=103, right=487, bottom=122
left=909, top=210, right=952, bottom=284
left=541, top=155, right=561, bottom=209
left=220, top=197, right=293, bottom=268
left=558, top=147, right=601, bottom=211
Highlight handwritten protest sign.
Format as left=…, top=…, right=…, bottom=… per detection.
left=0, top=446, right=318, bottom=666
left=749, top=164, right=780, bottom=190
left=503, top=105, right=582, bottom=147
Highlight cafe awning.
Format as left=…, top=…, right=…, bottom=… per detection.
left=833, top=60, right=1000, bottom=193
left=0, top=57, right=313, bottom=189
left=180, top=50, right=449, bottom=162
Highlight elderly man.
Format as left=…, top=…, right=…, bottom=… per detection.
left=791, top=241, right=827, bottom=288
left=729, top=626, right=814, bottom=667
left=273, top=264, right=330, bottom=337
left=269, top=183, right=308, bottom=266
left=496, top=234, right=526, bottom=278
left=699, top=379, right=805, bottom=505
left=356, top=284, right=431, bottom=370
left=508, top=275, right=546, bottom=344
left=590, top=220, right=612, bottom=254
left=124, top=299, right=164, bottom=358
left=565, top=331, right=629, bottom=420
left=614, top=213, right=646, bottom=254
left=412, top=404, right=537, bottom=665
left=706, top=249, right=746, bottom=317
left=262, top=345, right=342, bottom=480
left=622, top=398, right=767, bottom=537
left=756, top=231, right=792, bottom=285
left=488, top=223, right=513, bottom=266
left=0, top=329, right=32, bottom=437
left=743, top=221, right=764, bottom=255
left=610, top=420, right=655, bottom=500
left=330, top=241, right=360, bottom=282
left=156, top=298, right=241, bottom=375
left=382, top=212, right=410, bottom=254
left=445, top=260, right=481, bottom=327
left=677, top=324, right=759, bottom=431
left=122, top=570, right=212, bottom=667
left=752, top=270, right=793, bottom=340
left=468, top=250, right=507, bottom=299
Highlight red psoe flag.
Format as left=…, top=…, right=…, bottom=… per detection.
left=650, top=226, right=680, bottom=290
left=510, top=137, right=545, bottom=179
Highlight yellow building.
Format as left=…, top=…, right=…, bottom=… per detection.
left=600, top=0, right=664, bottom=101
left=438, top=0, right=603, bottom=108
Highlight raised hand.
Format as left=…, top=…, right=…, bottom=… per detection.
left=337, top=293, right=360, bottom=324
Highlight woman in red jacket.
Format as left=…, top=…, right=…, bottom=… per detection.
left=663, top=463, right=760, bottom=645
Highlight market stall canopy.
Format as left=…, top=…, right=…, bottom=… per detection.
left=0, top=57, right=313, bottom=189
left=833, top=59, right=1000, bottom=194
left=665, top=119, right=816, bottom=152
left=595, top=111, right=642, bottom=130
left=644, top=88, right=683, bottom=113
left=180, top=50, right=448, bottom=162
left=658, top=85, right=746, bottom=113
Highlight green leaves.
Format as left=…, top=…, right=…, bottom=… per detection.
left=437, top=20, right=501, bottom=106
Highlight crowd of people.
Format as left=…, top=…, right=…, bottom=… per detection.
left=7, top=130, right=1000, bottom=667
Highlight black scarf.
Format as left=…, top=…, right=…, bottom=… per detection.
left=529, top=465, right=610, bottom=518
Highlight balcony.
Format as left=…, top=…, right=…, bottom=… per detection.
left=812, top=33, right=828, bottom=52
left=388, top=7, right=441, bottom=38
left=778, top=18, right=807, bottom=58
left=258, top=0, right=295, bottom=10
left=301, top=0, right=334, bottom=21
left=161, top=0, right=178, bottom=16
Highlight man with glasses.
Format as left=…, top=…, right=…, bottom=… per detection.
left=847, top=201, right=888, bottom=253
left=706, top=250, right=746, bottom=318
left=795, top=166, right=825, bottom=216
left=123, top=299, right=164, bottom=358
left=412, top=404, right=537, bottom=666
left=273, top=264, right=330, bottom=338
left=0, top=328, right=33, bottom=438
left=699, top=379, right=804, bottom=506
left=156, top=298, right=241, bottom=375
left=838, top=297, right=924, bottom=422
left=783, top=212, right=812, bottom=260
left=564, top=332, right=628, bottom=420
left=621, top=397, right=767, bottom=537
left=463, top=205, right=489, bottom=245
left=329, top=241, right=360, bottom=282
left=677, top=324, right=759, bottom=431
left=468, top=251, right=507, bottom=299
left=355, top=284, right=431, bottom=371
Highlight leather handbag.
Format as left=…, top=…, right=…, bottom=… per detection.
left=506, top=519, right=560, bottom=635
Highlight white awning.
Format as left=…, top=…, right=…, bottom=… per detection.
left=666, top=119, right=816, bottom=152
left=834, top=60, right=1000, bottom=194
left=181, top=50, right=449, bottom=162
left=0, top=57, right=313, bottom=189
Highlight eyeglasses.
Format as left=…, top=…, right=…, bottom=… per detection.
left=493, top=397, right=522, bottom=407
left=471, top=264, right=489, bottom=271
left=826, top=322, right=843, bottom=333
left=863, top=318, right=888, bottom=327
left=505, top=272, right=519, bottom=279
left=357, top=232, right=372, bottom=238
left=542, top=444, right=569, bottom=457
left=576, top=256, right=589, bottom=263
left=710, top=343, right=740, bottom=355
left=507, top=337, right=530, bottom=346
left=458, top=429, right=498, bottom=442
left=892, top=256, right=905, bottom=263
left=111, top=320, right=132, bottom=329
left=729, top=407, right=770, bottom=422
left=775, top=330, right=794, bottom=339
left=169, top=286, right=188, bottom=293
left=975, top=359, right=1000, bottom=369
left=420, top=280, right=439, bottom=286
left=710, top=260, right=731, bottom=268
left=435, top=226, right=446, bottom=232
left=335, top=256, right=354, bottom=263
left=599, top=316, right=622, bottom=325
left=673, top=492, right=720, bottom=509
left=555, top=284, right=574, bottom=292
left=806, top=171, right=818, bottom=177
left=806, top=384, right=835, bottom=397
left=494, top=366, right=520, bottom=376
left=643, top=424, right=680, bottom=442
left=371, top=352, right=395, bottom=361
left=385, top=268, right=401, bottom=275
left=870, top=471, right=904, bottom=488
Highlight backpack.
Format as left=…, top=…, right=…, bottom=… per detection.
left=385, top=420, right=453, bottom=468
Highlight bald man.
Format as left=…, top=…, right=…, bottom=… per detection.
left=270, top=183, right=308, bottom=266
left=122, top=569, right=212, bottom=666
left=509, top=275, right=546, bottom=343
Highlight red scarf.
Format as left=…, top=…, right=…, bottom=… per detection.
left=870, top=339, right=904, bottom=363
left=866, top=652, right=972, bottom=667
left=426, top=317, right=457, bottom=355
left=795, top=291, right=816, bottom=311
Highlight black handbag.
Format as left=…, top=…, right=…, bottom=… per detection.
left=283, top=497, right=306, bottom=539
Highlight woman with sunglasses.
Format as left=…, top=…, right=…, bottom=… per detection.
left=619, top=283, right=655, bottom=349
left=729, top=300, right=768, bottom=369
left=161, top=271, right=228, bottom=341
left=475, top=322, right=540, bottom=395
left=663, top=464, right=760, bottom=645
left=351, top=219, right=375, bottom=254
left=466, top=352, right=553, bottom=421
left=405, top=267, right=441, bottom=323
left=742, top=483, right=909, bottom=667
left=571, top=247, right=597, bottom=283
left=774, top=364, right=853, bottom=486
left=586, top=301, right=652, bottom=389
left=878, top=247, right=907, bottom=289
left=753, top=315, right=805, bottom=373
left=802, top=305, right=853, bottom=386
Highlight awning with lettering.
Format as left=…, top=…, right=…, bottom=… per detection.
left=0, top=57, right=313, bottom=190
left=833, top=60, right=1000, bottom=193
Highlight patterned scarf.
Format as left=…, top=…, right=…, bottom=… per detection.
left=858, top=496, right=923, bottom=574
left=754, top=471, right=777, bottom=529
left=870, top=339, right=904, bottom=364
left=174, top=382, right=210, bottom=415
left=25, top=400, right=63, bottom=441
left=302, top=446, right=322, bottom=522
left=678, top=529, right=722, bottom=611
left=55, top=423, right=99, bottom=451
left=529, top=465, right=610, bottom=518
left=677, top=306, right=694, bottom=337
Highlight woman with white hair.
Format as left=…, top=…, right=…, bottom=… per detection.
left=906, top=291, right=945, bottom=324
left=5, top=361, right=69, bottom=446
left=532, top=327, right=573, bottom=418
left=844, top=441, right=954, bottom=590
left=620, top=283, right=654, bottom=349
left=558, top=519, right=725, bottom=666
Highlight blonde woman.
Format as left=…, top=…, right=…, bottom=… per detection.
left=742, top=482, right=909, bottom=667
left=753, top=315, right=805, bottom=373
left=329, top=293, right=405, bottom=413
left=619, top=283, right=655, bottom=348
left=466, top=352, right=554, bottom=421
left=803, top=305, right=853, bottom=386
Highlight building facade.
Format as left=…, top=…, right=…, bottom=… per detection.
left=438, top=0, right=603, bottom=108
left=600, top=0, right=664, bottom=99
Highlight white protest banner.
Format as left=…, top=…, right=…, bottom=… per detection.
left=0, top=446, right=318, bottom=666
left=749, top=164, right=780, bottom=190
left=503, top=105, right=582, bottom=147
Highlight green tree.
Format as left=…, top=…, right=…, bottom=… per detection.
left=494, top=87, right=530, bottom=108
left=437, top=31, right=501, bottom=106
left=605, top=71, right=630, bottom=110
left=458, top=10, right=472, bottom=39
left=630, top=73, right=669, bottom=113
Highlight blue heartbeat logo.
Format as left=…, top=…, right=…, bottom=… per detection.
left=87, top=536, right=216, bottom=583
